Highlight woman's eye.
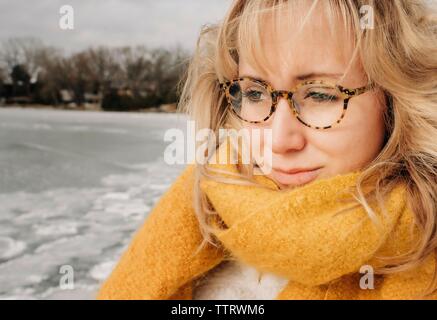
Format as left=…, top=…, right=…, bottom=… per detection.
left=242, top=90, right=265, bottom=102
left=305, top=91, right=339, bottom=102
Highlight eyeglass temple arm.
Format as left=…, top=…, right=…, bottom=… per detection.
left=337, top=83, right=374, bottom=97
left=219, top=81, right=230, bottom=90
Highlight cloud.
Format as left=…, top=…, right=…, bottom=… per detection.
left=0, top=0, right=231, bottom=53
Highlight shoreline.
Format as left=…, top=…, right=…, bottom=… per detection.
left=0, top=103, right=178, bottom=113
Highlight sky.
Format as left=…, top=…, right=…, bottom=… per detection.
left=0, top=0, right=436, bottom=54
left=0, top=0, right=232, bottom=53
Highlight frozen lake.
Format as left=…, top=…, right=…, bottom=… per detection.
left=0, top=107, right=187, bottom=299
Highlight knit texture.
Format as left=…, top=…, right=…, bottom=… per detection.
left=97, top=141, right=436, bottom=300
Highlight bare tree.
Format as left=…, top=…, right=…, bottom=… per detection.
left=83, top=47, right=121, bottom=96
left=0, top=37, right=46, bottom=77
left=0, top=37, right=190, bottom=110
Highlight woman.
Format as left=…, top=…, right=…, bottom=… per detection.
left=97, top=0, right=437, bottom=300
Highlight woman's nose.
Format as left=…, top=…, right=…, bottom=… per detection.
left=270, top=97, right=306, bottom=154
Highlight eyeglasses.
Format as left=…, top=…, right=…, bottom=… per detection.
left=219, top=77, right=373, bottom=130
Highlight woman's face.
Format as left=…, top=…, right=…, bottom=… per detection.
left=239, top=8, right=387, bottom=189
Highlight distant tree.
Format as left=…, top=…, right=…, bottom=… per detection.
left=0, top=37, right=63, bottom=104
left=0, top=37, right=190, bottom=111
left=149, top=46, right=189, bottom=105
left=11, top=64, right=30, bottom=96
left=82, top=47, right=121, bottom=97
left=32, top=47, right=63, bottom=104
left=0, top=67, right=5, bottom=98
left=0, top=37, right=44, bottom=79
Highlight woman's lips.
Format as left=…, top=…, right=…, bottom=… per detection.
left=270, top=167, right=322, bottom=187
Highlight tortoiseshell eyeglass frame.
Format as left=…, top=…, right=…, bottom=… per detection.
left=219, top=77, right=374, bottom=130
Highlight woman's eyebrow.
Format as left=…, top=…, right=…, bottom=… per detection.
left=238, top=72, right=345, bottom=83
left=296, top=72, right=344, bottom=80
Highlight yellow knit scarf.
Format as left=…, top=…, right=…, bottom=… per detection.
left=198, top=146, right=407, bottom=289
left=97, top=141, right=433, bottom=300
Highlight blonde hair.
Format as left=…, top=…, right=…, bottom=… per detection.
left=178, top=0, right=437, bottom=296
